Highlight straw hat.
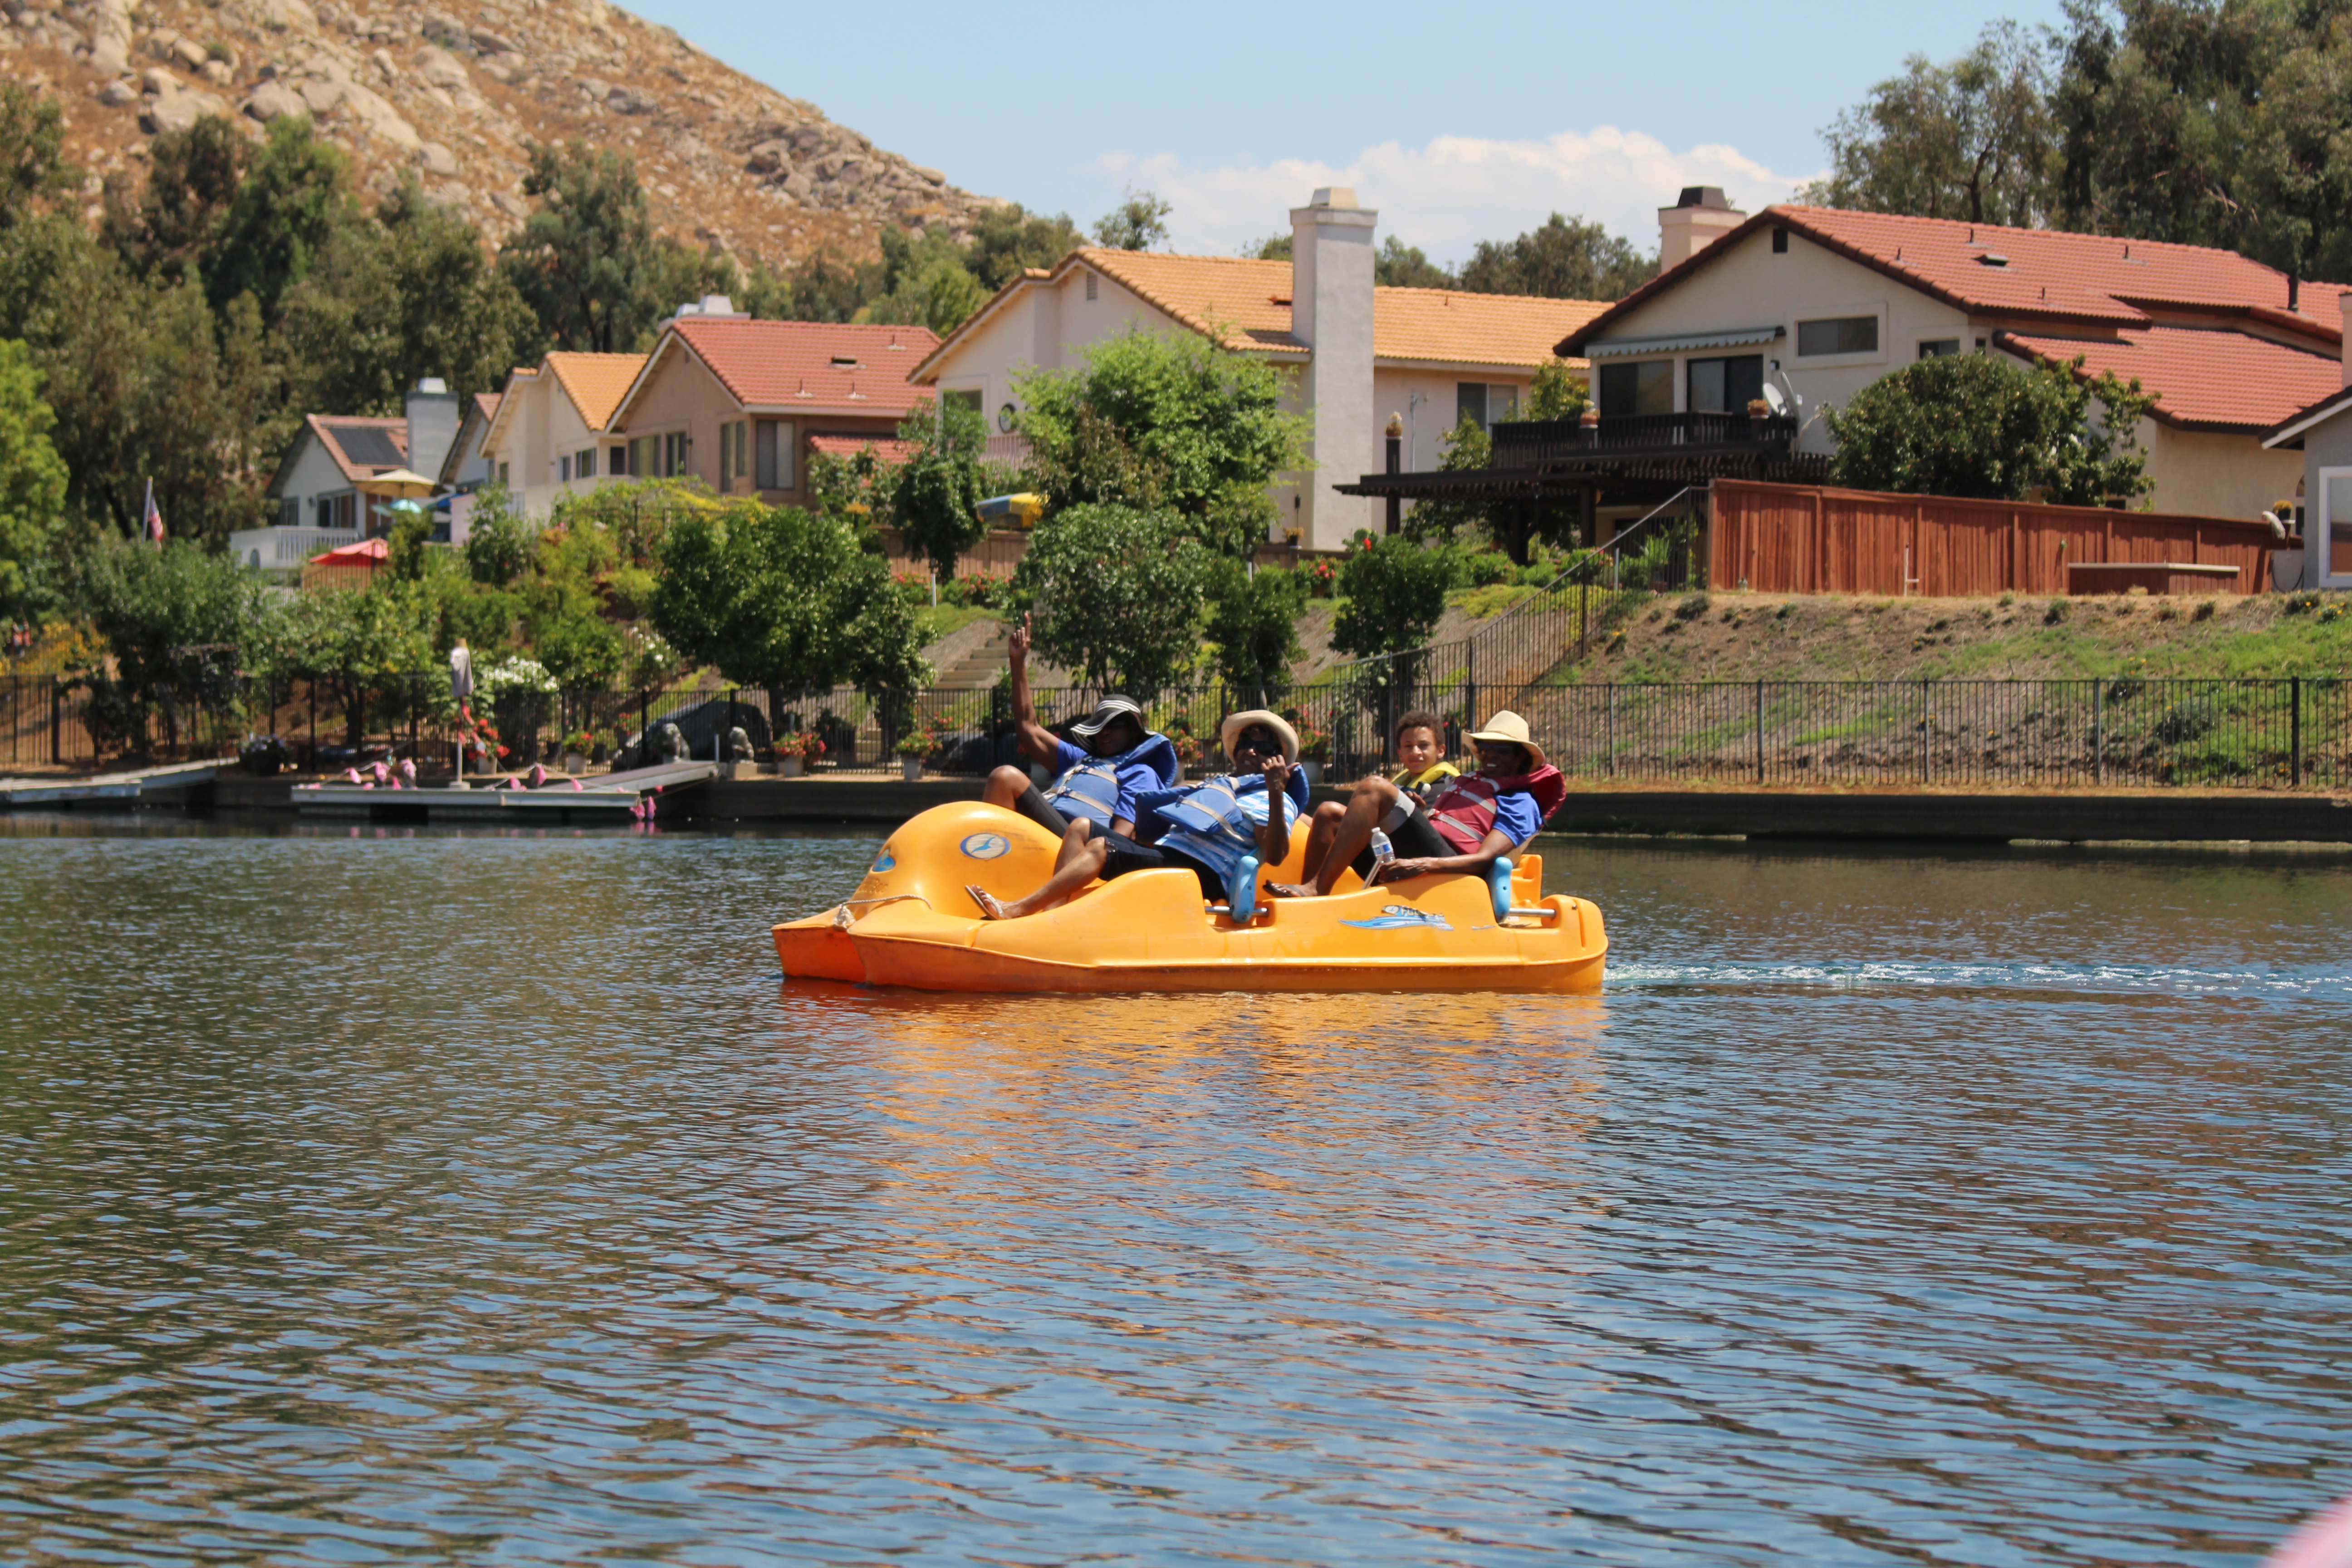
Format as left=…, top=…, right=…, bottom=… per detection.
left=1465, top=709, right=1547, bottom=770
left=1219, top=709, right=1299, bottom=764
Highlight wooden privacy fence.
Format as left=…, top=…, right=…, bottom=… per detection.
left=1709, top=479, right=2279, bottom=597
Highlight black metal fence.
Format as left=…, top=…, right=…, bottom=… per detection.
left=1516, top=677, right=2352, bottom=790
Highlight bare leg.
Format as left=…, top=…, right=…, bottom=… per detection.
left=983, top=763, right=1029, bottom=809
left=992, top=832, right=1112, bottom=920
left=1273, top=775, right=1401, bottom=897
left=1289, top=800, right=1346, bottom=888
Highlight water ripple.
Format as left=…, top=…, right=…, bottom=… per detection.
left=0, top=817, right=2345, bottom=1564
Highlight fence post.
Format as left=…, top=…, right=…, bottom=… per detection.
left=1579, top=575, right=1591, bottom=659
left=1921, top=681, right=1932, bottom=784
left=2092, top=678, right=2104, bottom=786
left=1754, top=679, right=1765, bottom=784
left=2291, top=675, right=2303, bottom=788
left=1464, top=643, right=1476, bottom=730
left=50, top=677, right=61, bottom=764
left=1607, top=684, right=1617, bottom=777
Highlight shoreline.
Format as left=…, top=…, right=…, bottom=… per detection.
left=7, top=769, right=2352, bottom=846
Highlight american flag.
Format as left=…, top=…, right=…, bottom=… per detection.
left=142, top=479, right=165, bottom=545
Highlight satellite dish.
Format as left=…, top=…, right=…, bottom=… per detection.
left=1760, top=384, right=1788, bottom=416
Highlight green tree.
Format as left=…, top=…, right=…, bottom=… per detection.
left=1093, top=186, right=1172, bottom=250
left=205, top=115, right=360, bottom=321
left=1825, top=350, right=2155, bottom=503
left=1203, top=558, right=1306, bottom=695
left=102, top=114, right=250, bottom=286
left=385, top=504, right=434, bottom=581
left=75, top=537, right=262, bottom=746
left=650, top=505, right=930, bottom=696
left=1459, top=213, right=1656, bottom=300
left=1250, top=232, right=1456, bottom=286
left=279, top=176, right=537, bottom=414
left=462, top=483, right=532, bottom=585
left=963, top=203, right=1086, bottom=288
left=0, top=338, right=66, bottom=613
left=260, top=579, right=436, bottom=747
left=863, top=227, right=990, bottom=335
left=1015, top=326, right=1309, bottom=560
left=1008, top=502, right=1213, bottom=691
left=890, top=397, right=989, bottom=580
left=0, top=83, right=71, bottom=230
left=1331, top=532, right=1454, bottom=670
left=1806, top=21, right=2058, bottom=227
left=497, top=141, right=730, bottom=353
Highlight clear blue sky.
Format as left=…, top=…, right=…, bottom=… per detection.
left=630, top=0, right=2071, bottom=264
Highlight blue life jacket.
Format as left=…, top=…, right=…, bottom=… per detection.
left=1147, top=769, right=1310, bottom=891
left=1043, top=732, right=1179, bottom=828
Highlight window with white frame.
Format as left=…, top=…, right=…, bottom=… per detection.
left=1455, top=382, right=1521, bottom=431
left=577, top=447, right=598, bottom=479
left=559, top=454, right=572, bottom=482
left=754, top=419, right=794, bottom=490
left=2321, top=466, right=2352, bottom=581
left=664, top=431, right=688, bottom=477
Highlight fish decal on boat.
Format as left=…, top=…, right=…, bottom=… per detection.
left=958, top=832, right=1011, bottom=861
left=871, top=848, right=897, bottom=873
left=1341, top=905, right=1453, bottom=931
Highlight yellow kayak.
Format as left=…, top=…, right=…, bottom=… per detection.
left=774, top=801, right=1607, bottom=994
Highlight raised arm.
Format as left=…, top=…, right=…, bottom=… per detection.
left=1254, top=760, right=1292, bottom=863
left=1007, top=612, right=1059, bottom=765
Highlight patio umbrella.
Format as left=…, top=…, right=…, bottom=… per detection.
left=976, top=493, right=1044, bottom=527
left=355, top=468, right=438, bottom=499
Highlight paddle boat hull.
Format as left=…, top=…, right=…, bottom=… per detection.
left=774, top=801, right=1606, bottom=994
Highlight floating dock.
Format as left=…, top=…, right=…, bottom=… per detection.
left=290, top=760, right=717, bottom=823
left=0, top=760, right=222, bottom=809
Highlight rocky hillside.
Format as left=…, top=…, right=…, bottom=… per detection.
left=1, top=0, right=1000, bottom=272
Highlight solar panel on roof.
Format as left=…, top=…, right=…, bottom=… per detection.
left=329, top=426, right=404, bottom=466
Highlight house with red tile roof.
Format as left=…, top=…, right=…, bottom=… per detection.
left=1556, top=192, right=2341, bottom=520
left=603, top=304, right=939, bottom=508
left=480, top=349, right=650, bottom=520
left=2258, top=336, right=2352, bottom=590
left=909, top=189, right=1610, bottom=551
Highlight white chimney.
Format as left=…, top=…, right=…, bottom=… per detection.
left=1658, top=186, right=1745, bottom=270
left=1290, top=187, right=1378, bottom=551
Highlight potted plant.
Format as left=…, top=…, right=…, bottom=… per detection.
left=561, top=730, right=593, bottom=775
left=893, top=725, right=931, bottom=781
left=777, top=730, right=824, bottom=778
left=1285, top=710, right=1330, bottom=786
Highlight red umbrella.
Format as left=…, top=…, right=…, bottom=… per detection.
left=308, top=537, right=390, bottom=566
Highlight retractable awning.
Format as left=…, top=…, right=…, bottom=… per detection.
left=1584, top=325, right=1785, bottom=358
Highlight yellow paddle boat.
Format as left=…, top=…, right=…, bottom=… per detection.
left=773, top=800, right=1606, bottom=993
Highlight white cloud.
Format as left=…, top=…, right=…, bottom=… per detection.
left=1098, top=128, right=1821, bottom=263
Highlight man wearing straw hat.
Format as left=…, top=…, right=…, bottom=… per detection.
left=1271, top=709, right=1566, bottom=899
left=969, top=710, right=1308, bottom=921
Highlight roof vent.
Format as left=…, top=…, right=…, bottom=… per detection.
left=1976, top=252, right=2010, bottom=267
left=830, top=355, right=859, bottom=368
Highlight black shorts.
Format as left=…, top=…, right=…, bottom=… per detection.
left=1351, top=799, right=1452, bottom=881
left=1010, top=783, right=1073, bottom=838
left=1098, top=834, right=1225, bottom=900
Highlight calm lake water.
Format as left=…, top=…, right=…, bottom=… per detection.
left=0, top=815, right=2347, bottom=1567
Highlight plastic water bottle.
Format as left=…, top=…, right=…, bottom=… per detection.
left=1368, top=827, right=1395, bottom=876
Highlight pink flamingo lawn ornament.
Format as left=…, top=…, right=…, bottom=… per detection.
left=397, top=758, right=417, bottom=789
left=2268, top=1496, right=2352, bottom=1568
left=526, top=762, right=549, bottom=789
left=630, top=782, right=663, bottom=828
left=369, top=760, right=391, bottom=788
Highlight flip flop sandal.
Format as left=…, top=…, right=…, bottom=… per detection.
left=965, top=884, right=1006, bottom=920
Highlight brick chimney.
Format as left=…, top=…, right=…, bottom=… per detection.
left=1290, top=187, right=1378, bottom=550
left=1658, top=186, right=1745, bottom=270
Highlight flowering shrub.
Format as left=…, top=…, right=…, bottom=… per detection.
left=1281, top=707, right=1329, bottom=762
left=781, top=730, right=827, bottom=762
left=475, top=655, right=558, bottom=698
left=1305, top=557, right=1338, bottom=598
left=941, top=572, right=1012, bottom=608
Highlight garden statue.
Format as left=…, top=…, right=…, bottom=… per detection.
left=726, top=726, right=755, bottom=762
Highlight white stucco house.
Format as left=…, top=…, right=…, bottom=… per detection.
left=477, top=350, right=648, bottom=520
left=1556, top=190, right=2345, bottom=520
left=236, top=379, right=461, bottom=572
left=908, top=189, right=1610, bottom=552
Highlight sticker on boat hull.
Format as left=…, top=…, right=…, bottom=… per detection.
left=958, top=832, right=1011, bottom=861
left=870, top=847, right=896, bottom=873
left=1342, top=905, right=1452, bottom=931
